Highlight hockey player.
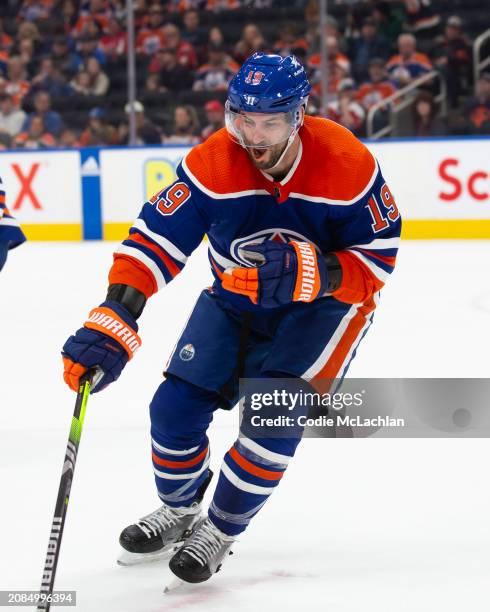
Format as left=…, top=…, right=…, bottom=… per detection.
left=0, top=177, right=26, bottom=272
left=61, top=53, right=401, bottom=585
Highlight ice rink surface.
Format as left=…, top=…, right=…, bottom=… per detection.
left=1, top=240, right=490, bottom=612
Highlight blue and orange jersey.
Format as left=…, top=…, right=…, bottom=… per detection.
left=0, top=178, right=26, bottom=249
left=109, top=116, right=401, bottom=311
left=386, top=52, right=432, bottom=79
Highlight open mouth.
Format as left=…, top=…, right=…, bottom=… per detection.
left=250, top=147, right=267, bottom=162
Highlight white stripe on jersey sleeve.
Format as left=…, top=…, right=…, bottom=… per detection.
left=350, top=237, right=400, bottom=251
left=347, top=249, right=389, bottom=282
left=0, top=217, right=22, bottom=228
left=116, top=244, right=166, bottom=290
left=132, top=218, right=188, bottom=264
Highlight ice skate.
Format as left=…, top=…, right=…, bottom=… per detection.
left=118, top=471, right=212, bottom=566
left=166, top=517, right=235, bottom=585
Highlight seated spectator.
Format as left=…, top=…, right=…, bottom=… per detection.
left=205, top=0, right=241, bottom=10
left=201, top=99, right=224, bottom=140
left=162, top=23, right=197, bottom=70
left=234, top=24, right=266, bottom=64
left=432, top=16, right=472, bottom=108
left=0, top=93, right=26, bottom=137
left=193, top=43, right=239, bottom=91
left=74, top=0, right=113, bottom=36
left=58, top=0, right=79, bottom=35
left=408, top=90, right=446, bottom=136
left=85, top=56, right=110, bottom=95
left=0, top=18, right=14, bottom=54
left=74, top=34, right=107, bottom=70
left=79, top=107, right=118, bottom=146
left=18, top=0, right=54, bottom=22
left=181, top=9, right=208, bottom=59
left=208, top=26, right=225, bottom=48
left=100, top=17, right=127, bottom=60
left=119, top=100, right=162, bottom=145
left=356, top=57, right=397, bottom=109
left=58, top=126, right=80, bottom=147
left=386, top=33, right=432, bottom=86
left=327, top=78, right=365, bottom=136
left=148, top=48, right=194, bottom=92
left=145, top=73, right=161, bottom=92
left=19, top=38, right=38, bottom=77
left=372, top=1, right=405, bottom=45
left=5, top=57, right=31, bottom=108
left=163, top=104, right=200, bottom=144
left=403, top=0, right=440, bottom=38
left=136, top=4, right=166, bottom=56
left=14, top=114, right=56, bottom=149
left=70, top=69, right=92, bottom=95
left=16, top=21, right=42, bottom=57
left=463, top=73, right=490, bottom=134
left=309, top=36, right=351, bottom=77
left=274, top=22, right=308, bottom=57
left=348, top=17, right=391, bottom=81
left=51, top=35, right=79, bottom=80
left=29, top=57, right=72, bottom=98
left=310, top=57, right=349, bottom=105
left=22, top=90, right=63, bottom=136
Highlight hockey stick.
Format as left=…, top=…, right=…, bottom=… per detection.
left=36, top=369, right=101, bottom=611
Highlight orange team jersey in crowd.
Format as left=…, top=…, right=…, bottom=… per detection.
left=5, top=80, right=30, bottom=108
left=0, top=33, right=13, bottom=52
left=356, top=81, right=398, bottom=109
left=109, top=116, right=401, bottom=314
left=136, top=28, right=166, bottom=55
left=308, top=52, right=351, bottom=75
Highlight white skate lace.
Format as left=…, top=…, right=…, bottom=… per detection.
left=138, top=505, right=192, bottom=539
left=184, top=519, right=233, bottom=567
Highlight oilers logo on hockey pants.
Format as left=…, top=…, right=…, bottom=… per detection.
left=149, top=288, right=377, bottom=536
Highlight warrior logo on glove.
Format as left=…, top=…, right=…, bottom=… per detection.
left=221, top=240, right=328, bottom=309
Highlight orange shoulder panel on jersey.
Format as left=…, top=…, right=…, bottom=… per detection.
left=299, top=116, right=377, bottom=203
left=183, top=128, right=258, bottom=195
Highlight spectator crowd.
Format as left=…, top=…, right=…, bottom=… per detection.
left=0, top=0, right=488, bottom=149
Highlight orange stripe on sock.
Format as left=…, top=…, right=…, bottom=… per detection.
left=128, top=232, right=181, bottom=278
left=152, top=446, right=208, bottom=469
left=229, top=446, right=284, bottom=481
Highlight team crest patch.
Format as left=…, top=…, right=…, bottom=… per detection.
left=231, top=229, right=317, bottom=266
left=179, top=344, right=195, bottom=361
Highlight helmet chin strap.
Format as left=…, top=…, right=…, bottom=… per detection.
left=266, top=125, right=299, bottom=171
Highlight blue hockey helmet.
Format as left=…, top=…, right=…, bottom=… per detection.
left=226, top=53, right=311, bottom=150
left=227, top=52, right=311, bottom=114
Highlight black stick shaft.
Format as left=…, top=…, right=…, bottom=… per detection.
left=36, top=374, right=93, bottom=611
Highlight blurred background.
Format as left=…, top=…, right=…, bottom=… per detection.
left=0, top=0, right=489, bottom=241
left=0, top=0, right=489, bottom=146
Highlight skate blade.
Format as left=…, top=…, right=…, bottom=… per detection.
left=163, top=576, right=184, bottom=594
left=117, top=542, right=182, bottom=567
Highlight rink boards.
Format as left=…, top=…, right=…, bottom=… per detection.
left=1, top=137, right=489, bottom=240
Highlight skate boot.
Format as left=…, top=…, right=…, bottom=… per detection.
left=167, top=517, right=235, bottom=585
left=118, top=470, right=213, bottom=566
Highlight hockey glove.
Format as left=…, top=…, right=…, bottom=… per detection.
left=222, top=240, right=328, bottom=308
left=62, top=301, right=141, bottom=393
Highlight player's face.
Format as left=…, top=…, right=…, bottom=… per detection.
left=237, top=112, right=292, bottom=170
